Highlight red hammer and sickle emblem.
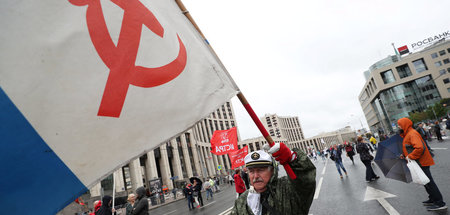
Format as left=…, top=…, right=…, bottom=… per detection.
left=69, top=0, right=187, bottom=117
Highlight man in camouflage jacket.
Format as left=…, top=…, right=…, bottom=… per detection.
left=231, top=142, right=316, bottom=215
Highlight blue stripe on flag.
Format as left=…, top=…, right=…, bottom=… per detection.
left=0, top=87, right=88, bottom=214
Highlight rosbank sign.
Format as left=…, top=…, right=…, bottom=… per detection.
left=410, top=30, right=450, bottom=50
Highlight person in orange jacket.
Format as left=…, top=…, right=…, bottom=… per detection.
left=397, top=118, right=447, bottom=211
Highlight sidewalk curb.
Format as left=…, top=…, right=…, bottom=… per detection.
left=148, top=185, right=229, bottom=211
left=148, top=196, right=186, bottom=211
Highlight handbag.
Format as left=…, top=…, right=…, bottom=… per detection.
left=406, top=158, right=430, bottom=185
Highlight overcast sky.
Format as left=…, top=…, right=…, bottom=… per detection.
left=183, top=0, right=450, bottom=139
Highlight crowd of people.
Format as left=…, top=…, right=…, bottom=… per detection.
left=80, top=117, right=449, bottom=214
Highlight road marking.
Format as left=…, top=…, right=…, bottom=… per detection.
left=364, top=186, right=399, bottom=215
left=314, top=177, right=323, bottom=200
left=201, top=201, right=216, bottom=208
left=377, top=198, right=400, bottom=215
left=218, top=206, right=233, bottom=215
left=162, top=210, right=177, bottom=215
left=321, top=160, right=327, bottom=175
left=431, top=148, right=447, bottom=150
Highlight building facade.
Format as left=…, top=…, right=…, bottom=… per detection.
left=260, top=114, right=305, bottom=145
left=295, top=126, right=357, bottom=153
left=238, top=136, right=288, bottom=152
left=89, top=101, right=239, bottom=198
left=359, top=40, right=450, bottom=135
left=240, top=114, right=356, bottom=154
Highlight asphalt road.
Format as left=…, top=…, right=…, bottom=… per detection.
left=151, top=138, right=450, bottom=215
left=309, top=138, right=450, bottom=215
left=149, top=185, right=237, bottom=215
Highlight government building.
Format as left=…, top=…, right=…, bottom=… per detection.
left=87, top=101, right=240, bottom=200
left=359, top=40, right=450, bottom=135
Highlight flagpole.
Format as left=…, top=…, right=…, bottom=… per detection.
left=112, top=172, right=116, bottom=210
left=175, top=0, right=296, bottom=180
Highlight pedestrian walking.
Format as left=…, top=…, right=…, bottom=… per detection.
left=214, top=177, right=220, bottom=192
left=356, top=136, right=379, bottom=182
left=344, top=142, right=355, bottom=164
left=204, top=178, right=213, bottom=200
left=192, top=179, right=203, bottom=207
left=184, top=183, right=195, bottom=210
left=228, top=174, right=234, bottom=186
left=95, top=195, right=115, bottom=215
left=241, top=167, right=250, bottom=190
left=320, top=150, right=326, bottom=161
left=124, top=194, right=135, bottom=215
left=131, top=186, right=148, bottom=215
left=416, top=122, right=434, bottom=157
left=234, top=169, right=246, bottom=197
left=398, top=118, right=447, bottom=211
left=230, top=144, right=316, bottom=215
left=434, top=121, right=443, bottom=141
left=330, top=144, right=348, bottom=178
left=369, top=135, right=378, bottom=150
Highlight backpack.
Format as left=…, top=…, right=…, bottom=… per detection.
left=330, top=153, right=336, bottom=161
left=345, top=145, right=353, bottom=152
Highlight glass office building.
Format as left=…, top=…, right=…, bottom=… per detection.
left=359, top=40, right=450, bottom=135
left=371, top=75, right=441, bottom=133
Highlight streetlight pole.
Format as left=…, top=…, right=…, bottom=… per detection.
left=432, top=106, right=438, bottom=120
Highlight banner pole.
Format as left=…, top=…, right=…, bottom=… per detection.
left=175, top=0, right=296, bottom=180
left=112, top=172, right=116, bottom=209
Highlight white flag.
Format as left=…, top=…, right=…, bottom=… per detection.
left=0, top=0, right=238, bottom=213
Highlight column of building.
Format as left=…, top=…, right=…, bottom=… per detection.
left=180, top=133, right=193, bottom=178
left=188, top=131, right=202, bottom=177
left=114, top=168, right=125, bottom=192
left=159, top=144, right=173, bottom=189
left=193, top=127, right=210, bottom=177
left=89, top=183, right=102, bottom=197
left=145, top=150, right=158, bottom=182
left=129, top=158, right=143, bottom=191
left=170, top=139, right=183, bottom=181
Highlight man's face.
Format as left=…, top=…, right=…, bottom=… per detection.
left=248, top=166, right=273, bottom=193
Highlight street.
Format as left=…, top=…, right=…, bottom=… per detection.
left=149, top=185, right=236, bottom=215
left=152, top=138, right=450, bottom=215
left=309, top=138, right=449, bottom=215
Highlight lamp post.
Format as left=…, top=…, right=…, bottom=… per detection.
left=350, top=114, right=365, bottom=130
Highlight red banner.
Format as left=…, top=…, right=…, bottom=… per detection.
left=210, top=127, right=238, bottom=155
left=228, top=146, right=248, bottom=169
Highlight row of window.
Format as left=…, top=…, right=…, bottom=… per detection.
left=435, top=58, right=450, bottom=67
left=431, top=48, right=450, bottom=59
left=381, top=58, right=430, bottom=84
left=441, top=67, right=450, bottom=85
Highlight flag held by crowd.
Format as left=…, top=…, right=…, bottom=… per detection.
left=228, top=145, right=249, bottom=169
left=0, top=0, right=238, bottom=214
left=210, top=127, right=239, bottom=155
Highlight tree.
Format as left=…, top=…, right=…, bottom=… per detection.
left=409, top=111, right=428, bottom=124
left=425, top=102, right=447, bottom=120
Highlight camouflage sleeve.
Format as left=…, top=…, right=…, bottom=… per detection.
left=289, top=148, right=316, bottom=198
left=230, top=191, right=249, bottom=215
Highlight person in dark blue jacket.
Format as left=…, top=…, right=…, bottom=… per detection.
left=330, top=144, right=347, bottom=178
